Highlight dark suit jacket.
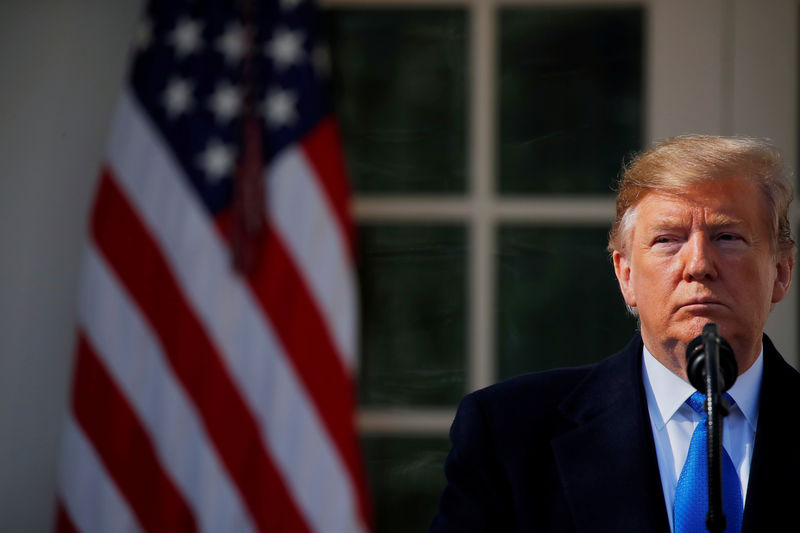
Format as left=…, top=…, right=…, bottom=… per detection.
left=429, top=333, right=800, bottom=532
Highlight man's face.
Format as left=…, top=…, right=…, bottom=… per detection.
left=612, top=176, right=793, bottom=378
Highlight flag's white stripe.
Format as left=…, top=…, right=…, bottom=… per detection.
left=57, top=416, right=144, bottom=533
left=79, top=245, right=257, bottom=533
left=267, top=148, right=357, bottom=371
left=107, top=90, right=366, bottom=533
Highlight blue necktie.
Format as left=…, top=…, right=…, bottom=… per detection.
left=674, top=392, right=743, bottom=533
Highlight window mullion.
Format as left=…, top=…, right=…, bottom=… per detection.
left=468, top=0, right=497, bottom=392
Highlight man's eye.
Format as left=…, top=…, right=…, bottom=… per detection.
left=717, top=233, right=740, bottom=241
left=654, top=236, right=673, bottom=244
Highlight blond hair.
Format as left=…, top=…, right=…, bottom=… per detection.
left=608, top=135, right=795, bottom=255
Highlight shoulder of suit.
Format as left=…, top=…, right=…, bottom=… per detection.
left=762, top=333, right=800, bottom=385
left=465, top=364, right=596, bottom=419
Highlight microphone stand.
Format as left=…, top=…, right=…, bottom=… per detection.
left=701, top=324, right=727, bottom=533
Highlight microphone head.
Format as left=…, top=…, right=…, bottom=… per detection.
left=685, top=328, right=738, bottom=393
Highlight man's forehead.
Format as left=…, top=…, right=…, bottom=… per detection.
left=637, top=191, right=743, bottom=217
left=630, top=178, right=770, bottom=232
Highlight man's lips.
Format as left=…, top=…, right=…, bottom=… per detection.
left=679, top=297, right=725, bottom=310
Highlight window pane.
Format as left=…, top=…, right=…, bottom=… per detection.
left=326, top=9, right=468, bottom=193
left=358, top=224, right=467, bottom=406
left=498, top=7, right=643, bottom=193
left=363, top=436, right=450, bottom=533
left=496, top=225, right=636, bottom=379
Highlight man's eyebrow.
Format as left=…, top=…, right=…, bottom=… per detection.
left=645, top=218, right=689, bottom=232
left=644, top=214, right=745, bottom=232
left=703, top=214, right=745, bottom=228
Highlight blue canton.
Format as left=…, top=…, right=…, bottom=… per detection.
left=129, top=0, right=332, bottom=215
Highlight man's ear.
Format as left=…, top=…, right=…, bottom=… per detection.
left=613, top=250, right=637, bottom=308
left=771, top=252, right=794, bottom=304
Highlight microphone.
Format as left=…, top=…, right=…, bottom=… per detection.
left=684, top=323, right=737, bottom=533
left=686, top=323, right=738, bottom=393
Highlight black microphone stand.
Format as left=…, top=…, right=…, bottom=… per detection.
left=702, top=325, right=726, bottom=533
left=686, top=323, right=738, bottom=533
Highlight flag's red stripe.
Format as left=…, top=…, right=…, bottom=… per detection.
left=54, top=500, right=79, bottom=533
left=248, top=225, right=371, bottom=525
left=91, top=169, right=311, bottom=533
left=300, top=117, right=356, bottom=259
left=72, top=332, right=197, bottom=532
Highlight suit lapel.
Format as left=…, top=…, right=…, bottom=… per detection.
left=741, top=335, right=800, bottom=531
left=551, top=334, right=670, bottom=533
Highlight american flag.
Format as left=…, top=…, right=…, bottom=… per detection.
left=55, top=0, right=370, bottom=531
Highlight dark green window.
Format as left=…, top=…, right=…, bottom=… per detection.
left=327, top=9, right=468, bottom=194
left=498, top=7, right=643, bottom=193
left=358, top=224, right=467, bottom=407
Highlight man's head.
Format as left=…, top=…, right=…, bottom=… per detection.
left=609, top=135, right=795, bottom=379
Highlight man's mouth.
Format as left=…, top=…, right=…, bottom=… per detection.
left=679, top=297, right=724, bottom=310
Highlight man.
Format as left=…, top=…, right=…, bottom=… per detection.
left=429, top=136, right=800, bottom=532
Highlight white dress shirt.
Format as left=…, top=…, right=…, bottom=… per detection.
left=641, top=344, right=762, bottom=532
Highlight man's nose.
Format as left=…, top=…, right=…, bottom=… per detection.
left=682, top=233, right=718, bottom=281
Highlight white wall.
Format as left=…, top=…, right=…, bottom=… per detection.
left=0, top=1, right=141, bottom=530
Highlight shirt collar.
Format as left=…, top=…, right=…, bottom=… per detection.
left=727, top=349, right=762, bottom=431
left=642, top=343, right=762, bottom=432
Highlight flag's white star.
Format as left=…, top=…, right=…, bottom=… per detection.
left=263, top=88, right=298, bottom=128
left=312, top=44, right=331, bottom=77
left=169, top=18, right=203, bottom=58
left=197, top=140, right=236, bottom=182
left=265, top=28, right=305, bottom=70
left=281, top=0, right=304, bottom=9
left=162, top=77, right=194, bottom=118
left=135, top=18, right=153, bottom=51
left=208, top=82, right=242, bottom=124
left=216, top=22, right=246, bottom=64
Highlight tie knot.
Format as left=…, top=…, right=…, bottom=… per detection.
left=685, top=391, right=735, bottom=414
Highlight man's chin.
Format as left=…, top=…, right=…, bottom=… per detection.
left=673, top=307, right=736, bottom=338
left=642, top=315, right=736, bottom=356
left=655, top=320, right=724, bottom=360
left=678, top=317, right=718, bottom=341
left=673, top=319, right=752, bottom=364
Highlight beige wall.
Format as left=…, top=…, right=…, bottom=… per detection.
left=0, top=1, right=141, bottom=530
